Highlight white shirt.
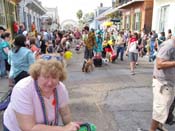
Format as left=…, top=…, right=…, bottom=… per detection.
left=128, top=41, right=138, bottom=53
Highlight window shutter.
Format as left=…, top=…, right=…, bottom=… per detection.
left=128, top=15, right=130, bottom=30
left=138, top=12, right=141, bottom=31
left=132, top=14, right=135, bottom=31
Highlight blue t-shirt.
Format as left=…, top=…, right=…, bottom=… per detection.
left=8, top=47, right=35, bottom=78
left=0, top=40, right=10, bottom=60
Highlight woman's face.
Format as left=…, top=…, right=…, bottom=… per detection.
left=5, top=36, right=11, bottom=41
left=37, top=72, right=59, bottom=94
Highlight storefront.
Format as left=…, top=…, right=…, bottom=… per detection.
left=118, top=0, right=153, bottom=33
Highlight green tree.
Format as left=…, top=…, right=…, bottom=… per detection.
left=76, top=10, right=83, bottom=20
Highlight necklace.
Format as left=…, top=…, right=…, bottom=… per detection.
left=34, top=81, right=59, bottom=125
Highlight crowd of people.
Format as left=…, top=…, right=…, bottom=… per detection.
left=0, top=22, right=175, bottom=131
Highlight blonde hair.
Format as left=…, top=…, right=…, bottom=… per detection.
left=29, top=59, right=67, bottom=81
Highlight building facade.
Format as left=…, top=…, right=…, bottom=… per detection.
left=94, top=3, right=112, bottom=29
left=41, top=7, right=59, bottom=31
left=0, top=0, right=18, bottom=37
left=152, top=0, right=175, bottom=34
left=118, top=0, right=153, bottom=33
left=18, top=0, right=46, bottom=32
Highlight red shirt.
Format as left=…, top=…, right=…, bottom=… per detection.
left=13, top=23, right=18, bottom=33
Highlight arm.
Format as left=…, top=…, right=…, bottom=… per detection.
left=3, top=47, right=9, bottom=54
left=156, top=57, right=175, bottom=70
left=59, top=105, right=71, bottom=125
left=28, top=51, right=35, bottom=64
left=15, top=112, right=79, bottom=131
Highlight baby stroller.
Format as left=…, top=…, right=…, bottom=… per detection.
left=75, top=41, right=83, bottom=53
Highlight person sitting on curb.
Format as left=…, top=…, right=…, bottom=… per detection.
left=3, top=59, right=80, bottom=131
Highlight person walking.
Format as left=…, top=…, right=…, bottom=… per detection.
left=115, top=31, right=125, bottom=61
left=149, top=37, right=175, bottom=131
left=126, top=32, right=139, bottom=75
left=0, top=26, right=6, bottom=78
left=82, top=26, right=96, bottom=72
left=1, top=32, right=11, bottom=75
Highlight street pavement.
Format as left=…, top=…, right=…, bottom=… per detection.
left=0, top=47, right=175, bottom=131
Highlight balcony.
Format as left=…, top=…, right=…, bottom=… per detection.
left=119, top=0, right=132, bottom=6
left=118, top=0, right=144, bottom=9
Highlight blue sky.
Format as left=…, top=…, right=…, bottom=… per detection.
left=42, top=0, right=112, bottom=23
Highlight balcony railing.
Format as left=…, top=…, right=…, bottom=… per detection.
left=119, top=0, right=132, bottom=6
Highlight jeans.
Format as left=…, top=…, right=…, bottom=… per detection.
left=149, top=41, right=155, bottom=62
left=116, top=46, right=125, bottom=60
left=0, top=53, right=6, bottom=77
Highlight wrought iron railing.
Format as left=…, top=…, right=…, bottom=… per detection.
left=119, top=0, right=132, bottom=6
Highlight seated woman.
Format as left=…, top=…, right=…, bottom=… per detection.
left=3, top=59, right=80, bottom=131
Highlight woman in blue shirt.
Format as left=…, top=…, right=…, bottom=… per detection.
left=0, top=32, right=11, bottom=75
left=8, top=35, right=35, bottom=84
left=94, top=31, right=103, bottom=56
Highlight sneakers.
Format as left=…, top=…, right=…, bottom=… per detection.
left=157, top=124, right=168, bottom=131
left=131, top=71, right=135, bottom=75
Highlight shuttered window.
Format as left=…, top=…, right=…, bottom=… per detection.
left=159, top=5, right=169, bottom=32
left=0, top=0, right=6, bottom=27
left=125, top=15, right=130, bottom=30
left=135, top=12, right=141, bottom=31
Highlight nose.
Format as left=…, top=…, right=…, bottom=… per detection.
left=46, top=78, right=53, bottom=86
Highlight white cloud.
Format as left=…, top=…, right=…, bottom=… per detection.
left=41, top=0, right=112, bottom=23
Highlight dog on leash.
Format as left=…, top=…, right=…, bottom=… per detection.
left=83, top=59, right=94, bottom=73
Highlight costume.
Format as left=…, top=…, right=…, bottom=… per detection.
left=83, top=31, right=96, bottom=60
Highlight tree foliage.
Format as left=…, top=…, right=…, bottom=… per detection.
left=76, top=10, right=83, bottom=20
left=76, top=10, right=95, bottom=29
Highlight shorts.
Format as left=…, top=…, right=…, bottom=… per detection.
left=152, top=78, right=174, bottom=124
left=128, top=52, right=138, bottom=62
left=84, top=46, right=93, bottom=59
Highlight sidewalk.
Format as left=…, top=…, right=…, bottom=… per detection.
left=0, top=78, right=10, bottom=100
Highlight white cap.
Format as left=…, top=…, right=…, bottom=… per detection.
left=23, top=31, right=28, bottom=36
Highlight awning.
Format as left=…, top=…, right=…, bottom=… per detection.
left=110, top=18, right=120, bottom=23
left=117, top=0, right=144, bottom=9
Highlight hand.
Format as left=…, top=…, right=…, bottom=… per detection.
left=125, top=50, right=128, bottom=56
left=63, top=122, right=80, bottom=131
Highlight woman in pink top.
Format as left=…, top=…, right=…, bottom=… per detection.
left=3, top=59, right=80, bottom=131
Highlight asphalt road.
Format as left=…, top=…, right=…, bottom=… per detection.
left=0, top=47, right=175, bottom=131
